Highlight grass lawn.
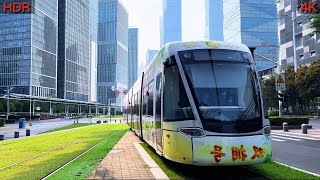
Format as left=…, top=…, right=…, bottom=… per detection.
left=141, top=143, right=320, bottom=180
left=47, top=129, right=127, bottom=180
left=0, top=124, right=129, bottom=180
left=93, top=115, right=123, bottom=118
left=41, top=123, right=94, bottom=134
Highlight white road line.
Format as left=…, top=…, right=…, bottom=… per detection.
left=274, top=161, right=320, bottom=177
left=272, top=138, right=286, bottom=142
left=272, top=132, right=320, bottom=141
left=272, top=135, right=301, bottom=141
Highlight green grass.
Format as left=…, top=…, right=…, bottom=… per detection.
left=47, top=129, right=127, bottom=180
left=140, top=143, right=268, bottom=180
left=93, top=115, right=123, bottom=118
left=41, top=123, right=95, bottom=134
left=247, top=162, right=320, bottom=180
left=0, top=124, right=129, bottom=180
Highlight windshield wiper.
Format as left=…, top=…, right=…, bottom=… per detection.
left=240, top=98, right=255, bottom=121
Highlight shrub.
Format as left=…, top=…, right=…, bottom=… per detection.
left=0, top=118, right=5, bottom=127
left=268, top=110, right=279, bottom=116
left=269, top=116, right=309, bottom=126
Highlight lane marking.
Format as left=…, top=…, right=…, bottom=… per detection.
left=272, top=132, right=320, bottom=141
left=272, top=138, right=286, bottom=142
left=272, top=135, right=301, bottom=141
left=274, top=161, right=320, bottom=177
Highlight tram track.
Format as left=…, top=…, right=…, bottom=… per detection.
left=0, top=130, right=120, bottom=175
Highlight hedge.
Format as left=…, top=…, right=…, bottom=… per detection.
left=0, top=118, right=5, bottom=127
left=269, top=116, right=309, bottom=126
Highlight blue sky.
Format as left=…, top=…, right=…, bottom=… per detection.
left=121, top=0, right=205, bottom=71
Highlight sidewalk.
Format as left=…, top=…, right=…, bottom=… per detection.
left=88, top=131, right=162, bottom=180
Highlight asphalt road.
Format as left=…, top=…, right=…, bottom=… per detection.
left=272, top=119, right=320, bottom=175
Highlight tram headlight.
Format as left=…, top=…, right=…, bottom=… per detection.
left=178, top=128, right=206, bottom=137
left=263, top=126, right=271, bottom=136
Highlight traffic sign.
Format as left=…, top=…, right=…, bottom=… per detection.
left=275, top=74, right=286, bottom=91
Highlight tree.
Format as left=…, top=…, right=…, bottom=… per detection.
left=285, top=66, right=299, bottom=111
left=305, top=61, right=320, bottom=108
left=309, top=13, right=320, bottom=32
left=262, top=76, right=278, bottom=109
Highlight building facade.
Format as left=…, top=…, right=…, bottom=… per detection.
left=146, top=49, right=158, bottom=65
left=160, top=0, right=182, bottom=47
left=277, top=0, right=320, bottom=70
left=0, top=0, right=58, bottom=97
left=89, top=0, right=98, bottom=102
left=128, top=28, right=138, bottom=89
left=223, top=0, right=279, bottom=71
left=58, top=0, right=90, bottom=102
left=98, top=0, right=128, bottom=105
left=205, top=0, right=224, bottom=41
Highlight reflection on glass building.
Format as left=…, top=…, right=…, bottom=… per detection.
left=160, top=0, right=182, bottom=47
left=146, top=49, right=158, bottom=65
left=223, top=0, right=278, bottom=72
left=128, top=28, right=138, bottom=89
left=58, top=0, right=90, bottom=101
left=0, top=0, right=58, bottom=97
left=205, top=0, right=224, bottom=41
left=98, top=0, right=128, bottom=105
left=89, top=0, right=98, bottom=102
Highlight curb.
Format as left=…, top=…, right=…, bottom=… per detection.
left=133, top=142, right=169, bottom=180
left=274, top=161, right=320, bottom=177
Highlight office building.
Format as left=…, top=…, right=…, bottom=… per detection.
left=277, top=0, right=320, bottom=70
left=146, top=49, right=159, bottom=65
left=0, top=0, right=58, bottom=97
left=58, top=0, right=90, bottom=101
left=98, top=0, right=128, bottom=105
left=223, top=0, right=279, bottom=72
left=160, top=0, right=182, bottom=47
left=128, top=28, right=138, bottom=89
left=89, top=0, right=98, bottom=102
left=205, top=0, right=224, bottom=41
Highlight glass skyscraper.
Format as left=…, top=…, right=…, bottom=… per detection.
left=223, top=0, right=278, bottom=71
left=0, top=0, right=58, bottom=97
left=146, top=49, right=159, bottom=65
left=58, top=0, right=90, bottom=102
left=98, top=0, right=128, bottom=105
left=160, top=0, right=182, bottom=47
left=128, top=28, right=138, bottom=89
left=205, top=0, right=224, bottom=41
left=89, top=0, right=98, bottom=102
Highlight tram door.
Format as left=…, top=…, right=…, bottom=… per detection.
left=155, top=74, right=163, bottom=151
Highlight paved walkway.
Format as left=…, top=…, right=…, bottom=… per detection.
left=88, top=132, right=157, bottom=180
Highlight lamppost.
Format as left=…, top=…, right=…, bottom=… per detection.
left=4, top=87, right=14, bottom=121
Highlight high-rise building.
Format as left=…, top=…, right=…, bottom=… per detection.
left=128, top=28, right=138, bottom=89
left=223, top=0, right=278, bottom=72
left=160, top=0, right=182, bottom=47
left=146, top=49, right=159, bottom=65
left=0, top=0, right=58, bottom=97
left=277, top=0, right=320, bottom=70
left=89, top=0, right=98, bottom=102
left=205, top=0, right=224, bottom=41
left=98, top=0, right=128, bottom=105
left=58, top=0, right=90, bottom=101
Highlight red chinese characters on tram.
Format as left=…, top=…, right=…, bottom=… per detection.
left=231, top=145, right=247, bottom=161
left=210, top=145, right=225, bottom=163
left=251, top=146, right=265, bottom=159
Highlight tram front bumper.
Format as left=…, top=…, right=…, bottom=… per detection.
left=192, top=135, right=272, bottom=166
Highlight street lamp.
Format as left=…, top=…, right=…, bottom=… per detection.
left=4, top=87, right=14, bottom=121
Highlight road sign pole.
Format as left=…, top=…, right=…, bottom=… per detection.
left=276, top=74, right=285, bottom=117
left=278, top=90, right=283, bottom=117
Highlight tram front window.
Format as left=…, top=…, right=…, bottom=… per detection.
left=179, top=50, right=262, bottom=133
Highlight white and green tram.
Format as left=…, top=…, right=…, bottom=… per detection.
left=123, top=41, right=272, bottom=166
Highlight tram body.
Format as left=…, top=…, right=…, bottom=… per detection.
left=123, top=41, right=272, bottom=166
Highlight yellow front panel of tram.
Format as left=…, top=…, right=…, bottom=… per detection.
left=163, top=130, right=193, bottom=164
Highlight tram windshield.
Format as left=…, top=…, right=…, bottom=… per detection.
left=178, top=49, right=262, bottom=133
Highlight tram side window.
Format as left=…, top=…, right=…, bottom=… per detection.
left=148, top=81, right=154, bottom=116
left=137, top=90, right=141, bottom=116
left=143, top=86, right=148, bottom=115
left=164, top=65, right=195, bottom=121
left=155, top=74, right=162, bottom=118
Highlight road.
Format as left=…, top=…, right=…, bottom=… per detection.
left=272, top=118, right=320, bottom=175
left=0, top=117, right=122, bottom=140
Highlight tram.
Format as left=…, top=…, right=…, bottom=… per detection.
left=123, top=41, right=272, bottom=166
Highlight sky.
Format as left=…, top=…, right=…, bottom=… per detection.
left=121, top=0, right=205, bottom=73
